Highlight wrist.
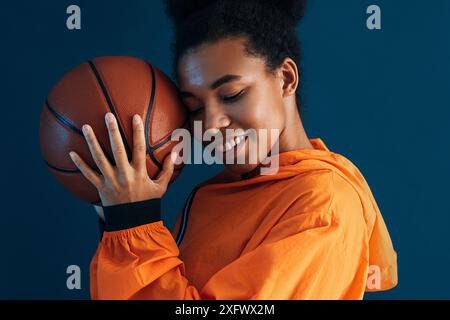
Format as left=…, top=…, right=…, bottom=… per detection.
left=102, top=198, right=162, bottom=231
left=93, top=205, right=105, bottom=221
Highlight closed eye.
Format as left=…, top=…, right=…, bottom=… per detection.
left=222, top=89, right=245, bottom=103
left=188, top=89, right=246, bottom=115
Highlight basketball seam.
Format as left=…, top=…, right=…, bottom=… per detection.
left=145, top=63, right=162, bottom=172
left=45, top=100, right=84, bottom=136
left=45, top=160, right=102, bottom=175
left=87, top=60, right=133, bottom=161
left=45, top=160, right=80, bottom=173
left=43, top=101, right=83, bottom=173
left=44, top=99, right=115, bottom=170
left=146, top=66, right=188, bottom=149
left=145, top=64, right=189, bottom=175
left=45, top=162, right=102, bottom=204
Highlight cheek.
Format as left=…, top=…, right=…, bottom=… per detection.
left=240, top=87, right=285, bottom=131
left=242, top=86, right=285, bottom=157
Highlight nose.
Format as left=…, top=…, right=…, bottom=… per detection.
left=203, top=102, right=230, bottom=135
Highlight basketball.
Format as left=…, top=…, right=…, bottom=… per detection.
left=39, top=56, right=187, bottom=205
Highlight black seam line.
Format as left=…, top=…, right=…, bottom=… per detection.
left=146, top=116, right=189, bottom=171
left=45, top=161, right=80, bottom=173
left=87, top=60, right=133, bottom=162
left=148, top=163, right=183, bottom=181
left=45, top=160, right=103, bottom=175
left=46, top=101, right=84, bottom=136
left=147, top=135, right=172, bottom=172
left=46, top=161, right=101, bottom=205
left=150, top=118, right=189, bottom=152
left=151, top=135, right=172, bottom=152
left=46, top=99, right=116, bottom=167
left=176, top=186, right=200, bottom=246
left=148, top=150, right=161, bottom=170
left=144, top=64, right=190, bottom=171
left=145, top=63, right=162, bottom=170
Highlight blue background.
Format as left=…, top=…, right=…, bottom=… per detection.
left=1, top=0, right=449, bottom=299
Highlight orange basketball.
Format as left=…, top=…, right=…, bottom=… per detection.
left=39, top=56, right=187, bottom=205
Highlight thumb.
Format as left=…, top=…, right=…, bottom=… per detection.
left=155, top=151, right=177, bottom=186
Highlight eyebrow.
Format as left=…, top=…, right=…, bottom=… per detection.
left=180, top=74, right=242, bottom=99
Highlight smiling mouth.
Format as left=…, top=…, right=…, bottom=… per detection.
left=216, top=133, right=248, bottom=153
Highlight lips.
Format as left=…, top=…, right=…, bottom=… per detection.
left=216, top=130, right=248, bottom=153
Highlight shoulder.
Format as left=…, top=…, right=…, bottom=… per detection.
left=285, top=165, right=363, bottom=225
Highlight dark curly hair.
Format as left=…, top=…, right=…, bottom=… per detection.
left=164, top=0, right=307, bottom=114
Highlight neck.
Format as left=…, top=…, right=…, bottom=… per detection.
left=277, top=107, right=313, bottom=153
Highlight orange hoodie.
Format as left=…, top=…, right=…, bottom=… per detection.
left=90, top=138, right=398, bottom=299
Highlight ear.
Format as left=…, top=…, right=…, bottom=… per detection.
left=277, top=57, right=299, bottom=98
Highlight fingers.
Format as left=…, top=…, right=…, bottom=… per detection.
left=82, top=124, right=114, bottom=178
left=69, top=151, right=104, bottom=189
left=155, top=151, right=177, bottom=186
left=105, top=113, right=130, bottom=172
left=131, top=114, right=147, bottom=171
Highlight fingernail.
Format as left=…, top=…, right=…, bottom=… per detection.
left=105, top=113, right=114, bottom=124
left=82, top=125, right=89, bottom=135
left=133, top=114, right=141, bottom=124
left=69, top=151, right=76, bottom=159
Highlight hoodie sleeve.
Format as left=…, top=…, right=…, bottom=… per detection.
left=89, top=172, right=375, bottom=299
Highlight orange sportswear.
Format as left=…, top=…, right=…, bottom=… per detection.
left=90, top=138, right=398, bottom=299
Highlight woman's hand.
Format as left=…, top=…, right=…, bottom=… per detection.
left=69, top=112, right=177, bottom=207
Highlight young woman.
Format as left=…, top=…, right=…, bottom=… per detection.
left=69, top=0, right=398, bottom=299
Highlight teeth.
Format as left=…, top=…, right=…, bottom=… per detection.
left=216, top=132, right=247, bottom=153
left=225, top=140, right=235, bottom=152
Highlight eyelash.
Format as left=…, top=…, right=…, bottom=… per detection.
left=189, top=89, right=246, bottom=115
left=222, top=89, right=245, bottom=103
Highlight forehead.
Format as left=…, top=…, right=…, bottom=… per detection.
left=177, top=37, right=266, bottom=89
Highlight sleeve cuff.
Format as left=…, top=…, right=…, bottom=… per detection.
left=102, top=198, right=162, bottom=232
left=98, top=218, right=106, bottom=240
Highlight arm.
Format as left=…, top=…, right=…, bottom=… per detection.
left=68, top=112, right=181, bottom=298
left=71, top=113, right=376, bottom=299
left=89, top=193, right=368, bottom=300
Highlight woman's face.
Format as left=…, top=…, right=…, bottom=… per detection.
left=177, top=37, right=288, bottom=175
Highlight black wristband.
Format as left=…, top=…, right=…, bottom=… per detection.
left=98, top=218, right=106, bottom=240
left=102, top=198, right=162, bottom=232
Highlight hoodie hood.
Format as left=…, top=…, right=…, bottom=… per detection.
left=210, top=137, right=398, bottom=292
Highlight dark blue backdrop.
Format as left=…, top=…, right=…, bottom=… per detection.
left=1, top=0, right=449, bottom=299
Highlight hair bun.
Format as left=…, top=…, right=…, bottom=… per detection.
left=165, top=0, right=219, bottom=26
left=271, top=0, right=307, bottom=24
left=165, top=0, right=307, bottom=27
